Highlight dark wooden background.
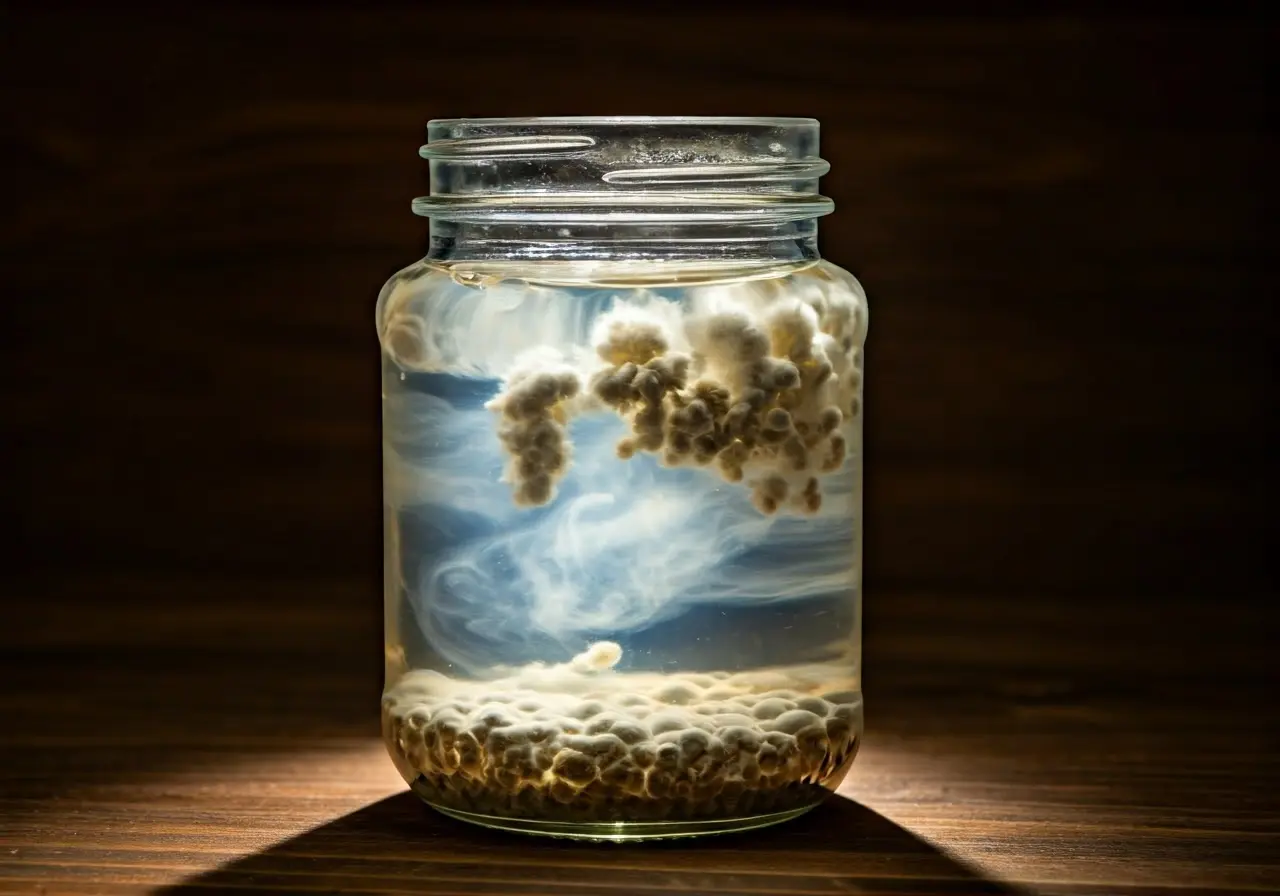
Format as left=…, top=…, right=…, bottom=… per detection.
left=4, top=7, right=1275, bottom=598
left=1, top=5, right=1276, bottom=894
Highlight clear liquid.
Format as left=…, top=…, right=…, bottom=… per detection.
left=378, top=259, right=866, bottom=833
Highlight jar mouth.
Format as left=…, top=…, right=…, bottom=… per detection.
left=415, top=117, right=833, bottom=224
left=426, top=116, right=820, bottom=127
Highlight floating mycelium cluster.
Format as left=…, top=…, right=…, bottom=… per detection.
left=485, top=271, right=867, bottom=514
left=483, top=350, right=583, bottom=507
left=589, top=314, right=696, bottom=460
left=382, top=643, right=862, bottom=822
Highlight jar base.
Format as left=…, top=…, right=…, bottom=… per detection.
left=413, top=785, right=822, bottom=842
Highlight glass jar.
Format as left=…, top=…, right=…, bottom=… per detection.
left=377, top=117, right=867, bottom=840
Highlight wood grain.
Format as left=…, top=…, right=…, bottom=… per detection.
left=1, top=581, right=1277, bottom=894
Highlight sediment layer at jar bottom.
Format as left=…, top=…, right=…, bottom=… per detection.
left=383, top=645, right=862, bottom=823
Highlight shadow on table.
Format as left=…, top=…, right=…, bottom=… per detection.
left=159, top=790, right=1024, bottom=895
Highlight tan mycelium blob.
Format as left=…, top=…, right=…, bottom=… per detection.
left=484, top=355, right=582, bottom=506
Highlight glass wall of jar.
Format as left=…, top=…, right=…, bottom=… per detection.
left=378, top=117, right=867, bottom=840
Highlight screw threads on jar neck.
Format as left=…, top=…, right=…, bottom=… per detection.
left=415, top=118, right=832, bottom=264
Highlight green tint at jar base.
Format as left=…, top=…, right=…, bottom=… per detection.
left=377, top=117, right=867, bottom=841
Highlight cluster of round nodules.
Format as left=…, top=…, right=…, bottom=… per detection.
left=482, top=350, right=582, bottom=506
left=589, top=314, right=695, bottom=460
left=485, top=268, right=867, bottom=514
left=383, top=645, right=861, bottom=822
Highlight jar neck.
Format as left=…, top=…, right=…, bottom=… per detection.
left=414, top=117, right=834, bottom=267
left=427, top=218, right=821, bottom=264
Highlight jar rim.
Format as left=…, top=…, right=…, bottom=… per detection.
left=427, top=116, right=819, bottom=128
left=418, top=117, right=831, bottom=225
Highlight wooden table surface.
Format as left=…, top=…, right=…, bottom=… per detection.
left=2, top=580, right=1276, bottom=895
